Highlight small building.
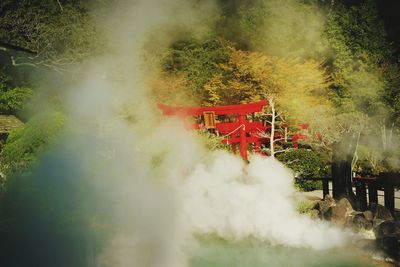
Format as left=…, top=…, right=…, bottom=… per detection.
left=0, top=115, right=24, bottom=141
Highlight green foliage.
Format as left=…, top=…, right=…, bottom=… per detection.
left=0, top=87, right=33, bottom=114
left=198, top=129, right=230, bottom=152
left=324, top=0, right=396, bottom=118
left=296, top=200, right=319, bottom=219
left=0, top=71, right=11, bottom=91
left=162, top=38, right=232, bottom=102
left=278, top=149, right=328, bottom=191
left=158, top=38, right=332, bottom=127
left=318, top=0, right=400, bottom=165
left=0, top=69, right=34, bottom=116
left=325, top=0, right=393, bottom=68
left=0, top=111, right=66, bottom=175
left=238, top=0, right=326, bottom=57
left=295, top=179, right=322, bottom=192
left=278, top=148, right=328, bottom=177
left=382, top=62, right=400, bottom=122
left=0, top=0, right=104, bottom=69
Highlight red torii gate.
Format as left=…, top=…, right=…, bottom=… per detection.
left=157, top=100, right=268, bottom=160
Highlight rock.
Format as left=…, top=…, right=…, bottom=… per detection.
left=376, top=233, right=400, bottom=261
left=316, top=194, right=336, bottom=220
left=314, top=196, right=355, bottom=226
left=373, top=220, right=400, bottom=261
left=328, top=198, right=354, bottom=226
left=374, top=220, right=398, bottom=238
left=314, top=197, right=400, bottom=261
left=373, top=218, right=385, bottom=229
left=352, top=213, right=373, bottom=231
left=363, top=210, right=374, bottom=221
left=369, top=203, right=394, bottom=221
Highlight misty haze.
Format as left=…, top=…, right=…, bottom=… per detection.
left=1, top=0, right=400, bottom=267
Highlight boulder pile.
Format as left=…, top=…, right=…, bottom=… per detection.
left=312, top=195, right=400, bottom=261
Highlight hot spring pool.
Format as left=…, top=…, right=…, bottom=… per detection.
left=190, top=237, right=391, bottom=267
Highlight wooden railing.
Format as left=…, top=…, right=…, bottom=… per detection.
left=301, top=173, right=400, bottom=212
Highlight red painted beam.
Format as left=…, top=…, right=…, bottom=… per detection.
left=157, top=100, right=268, bottom=116
left=216, top=121, right=270, bottom=134
left=222, top=136, right=267, bottom=144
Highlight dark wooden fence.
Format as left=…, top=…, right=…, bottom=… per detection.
left=304, top=134, right=400, bottom=212
left=301, top=173, right=400, bottom=212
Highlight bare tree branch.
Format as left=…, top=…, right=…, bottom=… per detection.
left=56, top=0, right=64, bottom=12
left=285, top=159, right=300, bottom=165
left=11, top=55, right=76, bottom=73
left=11, top=56, right=39, bottom=68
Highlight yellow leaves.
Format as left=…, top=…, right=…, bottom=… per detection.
left=153, top=44, right=333, bottom=136
left=150, top=73, right=198, bottom=106
left=204, top=74, right=254, bottom=105
left=204, top=74, right=223, bottom=105
left=203, top=47, right=332, bottom=124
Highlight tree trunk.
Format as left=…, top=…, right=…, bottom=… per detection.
left=332, top=132, right=358, bottom=204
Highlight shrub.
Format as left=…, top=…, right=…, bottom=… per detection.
left=0, top=111, right=66, bottom=175
left=278, top=148, right=328, bottom=191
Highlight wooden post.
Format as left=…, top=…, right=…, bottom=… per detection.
left=384, top=185, right=395, bottom=212
left=379, top=172, right=399, bottom=213
left=323, top=178, right=329, bottom=197
left=238, top=114, right=247, bottom=161
left=331, top=132, right=357, bottom=204
left=368, top=181, right=378, bottom=204
left=355, top=181, right=367, bottom=211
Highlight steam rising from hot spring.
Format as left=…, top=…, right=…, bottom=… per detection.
left=52, top=1, right=350, bottom=266
left=92, top=117, right=348, bottom=267
left=177, top=152, right=346, bottom=249
left=137, top=121, right=348, bottom=251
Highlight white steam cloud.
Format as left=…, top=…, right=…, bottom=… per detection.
left=178, top=152, right=347, bottom=250
left=44, top=0, right=352, bottom=266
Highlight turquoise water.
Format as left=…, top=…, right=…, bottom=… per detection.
left=191, top=237, right=384, bottom=267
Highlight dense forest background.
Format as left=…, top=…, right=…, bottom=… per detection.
left=1, top=0, right=400, bottom=177
left=1, top=0, right=400, bottom=266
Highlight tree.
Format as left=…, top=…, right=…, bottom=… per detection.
left=0, top=70, right=33, bottom=116
left=0, top=87, right=33, bottom=115
left=324, top=0, right=395, bottom=117
left=0, top=111, right=66, bottom=176
left=323, top=0, right=400, bottom=172
left=237, top=0, right=327, bottom=58
left=0, top=0, right=104, bottom=72
left=278, top=148, right=328, bottom=191
left=203, top=47, right=333, bottom=156
left=155, top=38, right=334, bottom=156
left=159, top=37, right=232, bottom=104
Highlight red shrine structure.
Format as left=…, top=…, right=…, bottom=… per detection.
left=157, top=100, right=306, bottom=160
